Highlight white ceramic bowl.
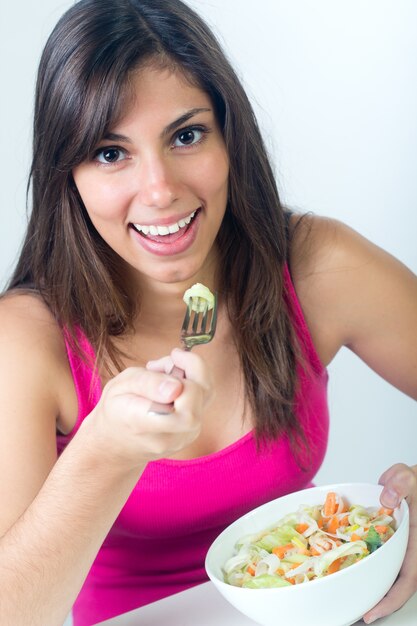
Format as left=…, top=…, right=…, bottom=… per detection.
left=205, top=483, right=409, bottom=626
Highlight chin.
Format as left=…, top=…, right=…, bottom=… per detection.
left=145, top=265, right=200, bottom=287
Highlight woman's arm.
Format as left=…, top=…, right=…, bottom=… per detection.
left=290, top=215, right=417, bottom=398
left=0, top=420, right=143, bottom=626
left=0, top=294, right=142, bottom=625
left=290, top=214, right=417, bottom=622
left=0, top=294, right=209, bottom=626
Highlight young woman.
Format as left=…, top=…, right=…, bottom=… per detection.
left=0, top=1, right=416, bottom=625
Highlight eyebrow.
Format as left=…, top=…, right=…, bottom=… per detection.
left=162, top=107, right=212, bottom=137
left=102, top=107, right=212, bottom=144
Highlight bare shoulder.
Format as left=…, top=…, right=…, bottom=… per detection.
left=288, top=213, right=417, bottom=398
left=288, top=212, right=391, bottom=277
left=0, top=291, right=77, bottom=432
left=0, top=290, right=65, bottom=364
left=289, top=212, right=416, bottom=312
left=0, top=291, right=78, bottom=535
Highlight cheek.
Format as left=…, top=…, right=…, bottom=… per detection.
left=73, top=170, right=130, bottom=220
left=191, top=150, right=229, bottom=200
left=212, top=158, right=229, bottom=209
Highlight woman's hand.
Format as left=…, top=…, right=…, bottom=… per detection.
left=363, top=463, right=417, bottom=624
left=81, top=348, right=213, bottom=470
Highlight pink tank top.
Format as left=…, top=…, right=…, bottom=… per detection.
left=57, top=266, right=329, bottom=626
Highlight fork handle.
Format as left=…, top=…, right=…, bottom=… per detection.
left=148, top=364, right=185, bottom=416
left=168, top=364, right=185, bottom=380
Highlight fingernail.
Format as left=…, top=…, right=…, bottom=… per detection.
left=364, top=615, right=378, bottom=624
left=382, top=488, right=399, bottom=508
left=159, top=379, right=180, bottom=399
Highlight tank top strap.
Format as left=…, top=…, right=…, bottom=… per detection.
left=57, top=329, right=101, bottom=452
left=283, top=263, right=324, bottom=375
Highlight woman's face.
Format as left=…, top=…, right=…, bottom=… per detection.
left=72, top=65, right=229, bottom=289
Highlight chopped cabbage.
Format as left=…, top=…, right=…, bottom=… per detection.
left=223, top=492, right=396, bottom=588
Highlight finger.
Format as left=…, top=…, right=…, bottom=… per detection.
left=364, top=466, right=417, bottom=623
left=106, top=366, right=183, bottom=404
left=170, top=348, right=212, bottom=394
left=363, top=574, right=416, bottom=624
left=378, top=464, right=417, bottom=508
left=147, top=356, right=184, bottom=382
left=146, top=356, right=175, bottom=375
left=378, top=463, right=412, bottom=486
left=111, top=391, right=200, bottom=436
left=147, top=349, right=212, bottom=392
left=172, top=377, right=207, bottom=425
left=109, top=370, right=204, bottom=432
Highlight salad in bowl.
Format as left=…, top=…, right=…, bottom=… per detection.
left=223, top=490, right=396, bottom=589
left=205, top=483, right=409, bottom=626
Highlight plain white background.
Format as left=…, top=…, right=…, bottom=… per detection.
left=0, top=2, right=416, bottom=622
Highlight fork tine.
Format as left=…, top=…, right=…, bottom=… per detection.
left=210, top=294, right=218, bottom=334
left=200, top=306, right=209, bottom=333
left=182, top=300, right=192, bottom=333
left=191, top=297, right=208, bottom=333
left=192, top=299, right=201, bottom=333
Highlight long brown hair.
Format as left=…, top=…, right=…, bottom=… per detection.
left=7, top=0, right=306, bottom=448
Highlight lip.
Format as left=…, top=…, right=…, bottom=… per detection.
left=130, top=208, right=201, bottom=256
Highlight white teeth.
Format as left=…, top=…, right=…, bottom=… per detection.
left=133, top=210, right=196, bottom=236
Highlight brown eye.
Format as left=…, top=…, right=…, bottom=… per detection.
left=94, top=147, right=125, bottom=164
left=103, top=148, right=120, bottom=162
left=178, top=130, right=197, bottom=145
left=173, top=127, right=205, bottom=148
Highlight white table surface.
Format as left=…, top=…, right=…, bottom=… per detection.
left=96, top=581, right=417, bottom=626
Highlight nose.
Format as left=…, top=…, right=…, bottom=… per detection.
left=135, top=154, right=178, bottom=210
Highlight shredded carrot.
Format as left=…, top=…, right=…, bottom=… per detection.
left=295, top=523, right=309, bottom=534
left=246, top=565, right=256, bottom=576
left=317, top=517, right=324, bottom=529
left=351, top=533, right=362, bottom=542
left=276, top=568, right=285, bottom=576
left=327, top=515, right=340, bottom=534
left=378, top=507, right=394, bottom=516
left=272, top=543, right=294, bottom=559
left=339, top=515, right=349, bottom=526
left=375, top=525, right=388, bottom=534
left=323, top=492, right=337, bottom=517
left=327, top=557, right=342, bottom=574
left=310, top=547, right=322, bottom=556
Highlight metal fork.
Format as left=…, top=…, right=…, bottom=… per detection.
left=148, top=293, right=218, bottom=415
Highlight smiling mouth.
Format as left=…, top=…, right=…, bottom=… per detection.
left=130, top=209, right=199, bottom=242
